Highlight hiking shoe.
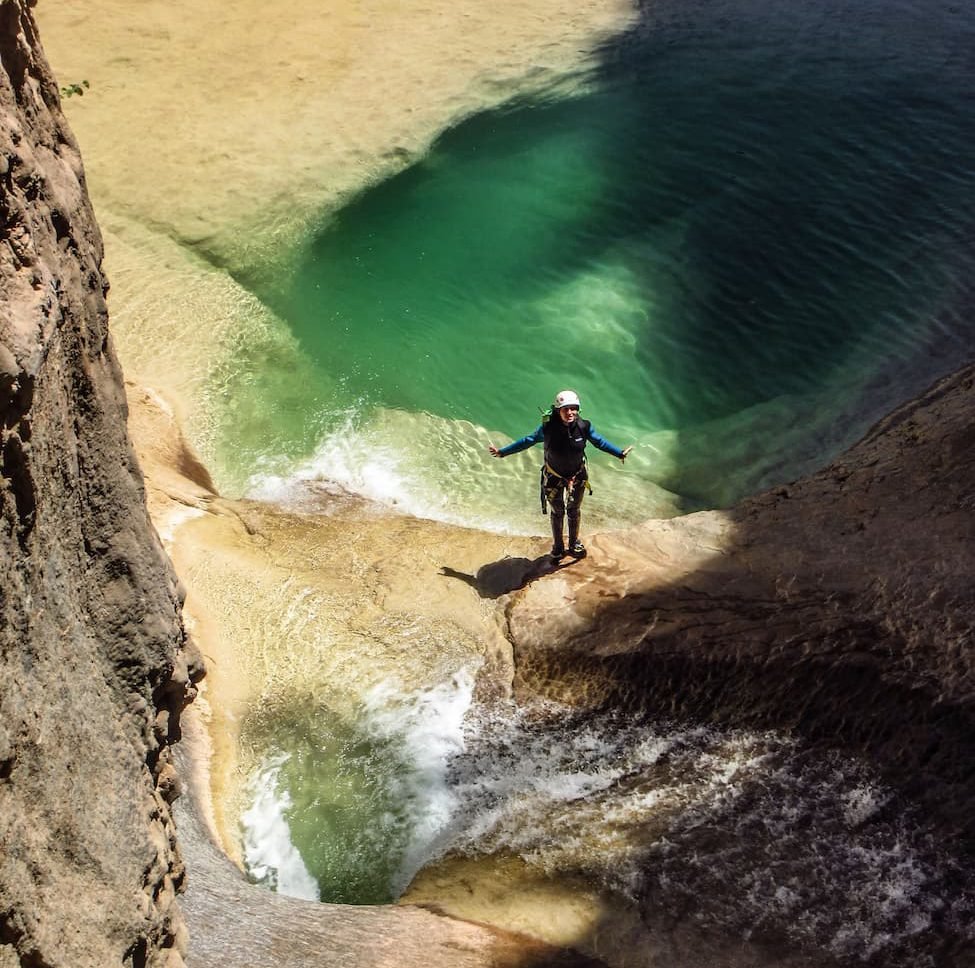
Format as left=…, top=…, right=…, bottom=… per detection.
left=569, top=540, right=587, bottom=558
left=550, top=545, right=566, bottom=560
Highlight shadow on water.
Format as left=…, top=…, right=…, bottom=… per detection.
left=439, top=554, right=582, bottom=599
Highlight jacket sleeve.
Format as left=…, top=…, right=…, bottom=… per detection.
left=497, top=425, right=544, bottom=457
left=586, top=424, right=625, bottom=459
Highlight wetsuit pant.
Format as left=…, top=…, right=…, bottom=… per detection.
left=544, top=469, right=586, bottom=550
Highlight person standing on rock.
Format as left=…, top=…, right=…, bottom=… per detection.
left=489, top=389, right=632, bottom=560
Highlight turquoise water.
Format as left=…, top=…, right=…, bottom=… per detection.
left=214, top=0, right=975, bottom=524
left=242, top=674, right=475, bottom=904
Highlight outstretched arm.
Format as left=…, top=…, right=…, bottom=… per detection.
left=587, top=425, right=633, bottom=462
left=489, top=426, right=544, bottom=458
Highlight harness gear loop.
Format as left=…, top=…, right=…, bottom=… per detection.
left=541, top=461, right=593, bottom=513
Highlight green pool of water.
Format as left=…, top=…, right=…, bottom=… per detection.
left=211, top=0, right=975, bottom=525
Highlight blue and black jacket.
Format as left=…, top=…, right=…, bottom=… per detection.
left=497, top=416, right=625, bottom=480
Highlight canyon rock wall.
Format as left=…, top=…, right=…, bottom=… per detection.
left=0, top=3, right=202, bottom=966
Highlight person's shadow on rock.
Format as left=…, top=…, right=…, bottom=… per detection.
left=439, top=554, right=580, bottom=599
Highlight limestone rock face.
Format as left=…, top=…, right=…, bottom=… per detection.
left=508, top=363, right=975, bottom=843
left=0, top=3, right=202, bottom=966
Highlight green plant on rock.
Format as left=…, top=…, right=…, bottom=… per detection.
left=61, top=80, right=90, bottom=98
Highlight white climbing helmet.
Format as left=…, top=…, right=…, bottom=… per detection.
left=554, top=389, right=581, bottom=409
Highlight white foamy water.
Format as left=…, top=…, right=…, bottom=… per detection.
left=154, top=504, right=206, bottom=549
left=360, top=665, right=480, bottom=895
left=438, top=706, right=774, bottom=870
left=241, top=756, right=320, bottom=901
left=428, top=703, right=975, bottom=964
left=238, top=679, right=974, bottom=962
left=238, top=665, right=480, bottom=902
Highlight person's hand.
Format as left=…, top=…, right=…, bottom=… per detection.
left=620, top=446, right=633, bottom=463
left=489, top=445, right=502, bottom=457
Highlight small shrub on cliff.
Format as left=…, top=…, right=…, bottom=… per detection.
left=60, top=80, right=90, bottom=98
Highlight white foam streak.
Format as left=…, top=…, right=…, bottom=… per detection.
left=248, top=410, right=408, bottom=507
left=154, top=504, right=205, bottom=549
left=246, top=406, right=681, bottom=534
left=841, top=782, right=890, bottom=826
left=240, top=756, right=320, bottom=901
left=360, top=666, right=480, bottom=895
left=247, top=410, right=534, bottom=533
